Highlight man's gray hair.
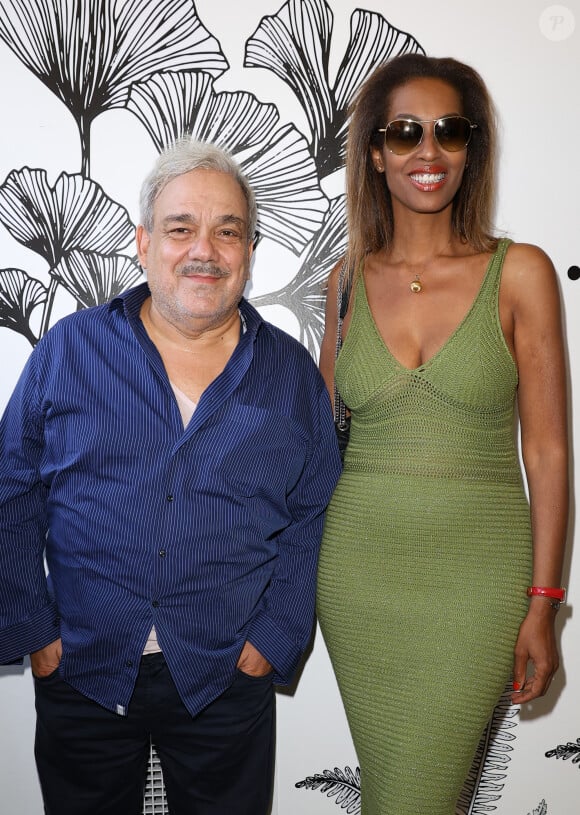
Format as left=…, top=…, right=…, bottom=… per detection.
left=139, top=138, right=258, bottom=242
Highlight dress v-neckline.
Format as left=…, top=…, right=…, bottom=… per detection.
left=359, top=249, right=496, bottom=373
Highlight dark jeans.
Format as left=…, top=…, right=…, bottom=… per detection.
left=34, top=653, right=275, bottom=815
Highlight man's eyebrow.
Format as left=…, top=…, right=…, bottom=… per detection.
left=161, top=213, right=247, bottom=229
left=215, top=214, right=247, bottom=230
left=161, top=213, right=196, bottom=225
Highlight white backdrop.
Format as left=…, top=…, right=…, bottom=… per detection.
left=0, top=1, right=578, bottom=814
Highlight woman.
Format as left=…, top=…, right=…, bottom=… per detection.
left=317, top=54, right=568, bottom=815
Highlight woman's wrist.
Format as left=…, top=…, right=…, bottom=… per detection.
left=527, top=586, right=566, bottom=611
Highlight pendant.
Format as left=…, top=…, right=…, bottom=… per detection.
left=410, top=275, right=422, bottom=293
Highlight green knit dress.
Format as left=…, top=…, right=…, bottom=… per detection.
left=317, top=239, right=532, bottom=815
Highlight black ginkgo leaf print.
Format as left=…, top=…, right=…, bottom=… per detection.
left=0, top=268, right=47, bottom=344
left=237, top=124, right=328, bottom=256
left=0, top=0, right=228, bottom=174
left=0, top=168, right=137, bottom=338
left=127, top=70, right=329, bottom=256
left=296, top=764, right=361, bottom=814
left=245, top=0, right=334, bottom=161
left=127, top=71, right=280, bottom=154
left=0, top=168, right=135, bottom=266
left=244, top=0, right=425, bottom=177
left=250, top=193, right=346, bottom=355
left=51, top=250, right=141, bottom=309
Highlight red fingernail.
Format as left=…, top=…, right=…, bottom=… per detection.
left=513, top=681, right=522, bottom=691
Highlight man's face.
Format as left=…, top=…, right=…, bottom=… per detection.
left=136, top=168, right=253, bottom=333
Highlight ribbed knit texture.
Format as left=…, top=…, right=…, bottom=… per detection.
left=317, top=239, right=532, bottom=815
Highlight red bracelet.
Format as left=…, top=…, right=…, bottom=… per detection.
left=526, top=586, right=566, bottom=608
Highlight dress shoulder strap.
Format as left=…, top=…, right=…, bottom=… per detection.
left=486, top=237, right=512, bottom=295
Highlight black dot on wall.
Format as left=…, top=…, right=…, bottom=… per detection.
left=568, top=266, right=580, bottom=281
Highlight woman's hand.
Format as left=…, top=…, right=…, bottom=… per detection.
left=511, top=600, right=559, bottom=704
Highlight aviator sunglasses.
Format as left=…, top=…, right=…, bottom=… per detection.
left=377, top=115, right=477, bottom=155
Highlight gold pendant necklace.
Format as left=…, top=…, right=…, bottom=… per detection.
left=402, top=237, right=452, bottom=293
left=410, top=274, right=422, bottom=293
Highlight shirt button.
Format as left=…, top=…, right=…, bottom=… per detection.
left=159, top=549, right=166, bottom=558
left=166, top=494, right=174, bottom=502
left=125, top=660, right=134, bottom=668
left=152, top=600, right=160, bottom=608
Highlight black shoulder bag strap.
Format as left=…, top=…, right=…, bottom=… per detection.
left=333, top=260, right=352, bottom=453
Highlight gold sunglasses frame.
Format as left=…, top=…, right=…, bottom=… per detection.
left=377, top=115, right=478, bottom=154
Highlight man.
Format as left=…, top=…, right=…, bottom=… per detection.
left=0, top=139, right=341, bottom=815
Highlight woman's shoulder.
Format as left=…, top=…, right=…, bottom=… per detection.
left=503, top=240, right=554, bottom=271
left=501, top=240, right=559, bottom=304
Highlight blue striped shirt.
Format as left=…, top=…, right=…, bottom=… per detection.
left=0, top=284, right=341, bottom=716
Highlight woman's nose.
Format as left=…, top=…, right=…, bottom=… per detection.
left=417, top=124, right=441, bottom=159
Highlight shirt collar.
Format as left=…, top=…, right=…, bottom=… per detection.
left=110, top=283, right=263, bottom=339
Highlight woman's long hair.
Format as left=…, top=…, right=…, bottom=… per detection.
left=345, top=54, right=499, bottom=274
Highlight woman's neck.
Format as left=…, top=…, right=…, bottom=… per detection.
left=385, top=201, right=460, bottom=263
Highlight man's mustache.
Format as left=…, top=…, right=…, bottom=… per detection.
left=177, top=263, right=229, bottom=278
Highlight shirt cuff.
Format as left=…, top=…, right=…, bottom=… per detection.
left=246, top=612, right=304, bottom=685
left=0, top=601, right=60, bottom=664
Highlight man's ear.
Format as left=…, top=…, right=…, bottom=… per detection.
left=135, top=225, right=150, bottom=269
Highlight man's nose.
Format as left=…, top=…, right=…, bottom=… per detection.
left=187, top=230, right=215, bottom=260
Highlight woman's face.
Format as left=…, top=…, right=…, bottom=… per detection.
left=370, top=77, right=469, bottom=218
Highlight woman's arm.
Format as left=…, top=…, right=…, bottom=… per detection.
left=503, top=242, right=569, bottom=704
